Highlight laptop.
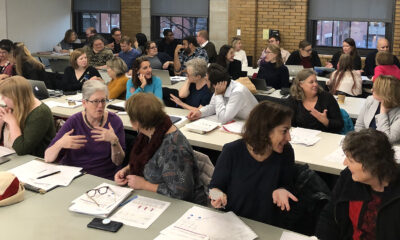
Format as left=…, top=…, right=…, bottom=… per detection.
left=286, top=65, right=304, bottom=77
left=28, top=80, right=50, bottom=100
left=152, top=69, right=178, bottom=85
left=251, top=78, right=275, bottom=94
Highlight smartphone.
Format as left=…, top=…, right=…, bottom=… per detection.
left=87, top=218, right=123, bottom=232
left=0, top=156, right=10, bottom=165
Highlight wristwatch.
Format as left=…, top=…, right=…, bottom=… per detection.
left=111, top=138, right=119, bottom=147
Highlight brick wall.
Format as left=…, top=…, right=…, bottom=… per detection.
left=228, top=0, right=308, bottom=66
left=393, top=0, right=400, bottom=56
left=121, top=0, right=142, bottom=41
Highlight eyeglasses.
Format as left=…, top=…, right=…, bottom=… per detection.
left=85, top=186, right=116, bottom=207
left=149, top=46, right=157, bottom=49
left=86, top=99, right=109, bottom=106
left=303, top=48, right=312, bottom=53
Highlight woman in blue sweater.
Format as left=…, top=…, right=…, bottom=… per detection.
left=209, top=101, right=297, bottom=225
left=257, top=44, right=289, bottom=89
left=126, top=56, right=163, bottom=100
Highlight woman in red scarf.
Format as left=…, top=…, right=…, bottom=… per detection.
left=114, top=93, right=206, bottom=204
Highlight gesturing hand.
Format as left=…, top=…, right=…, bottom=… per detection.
left=91, top=122, right=118, bottom=143
left=60, top=129, right=87, bottom=149
left=170, top=94, right=184, bottom=107
left=272, top=188, right=298, bottom=211
left=310, top=108, right=329, bottom=127
left=209, top=188, right=227, bottom=209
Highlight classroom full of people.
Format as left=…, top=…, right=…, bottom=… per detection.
left=1, top=25, right=400, bottom=239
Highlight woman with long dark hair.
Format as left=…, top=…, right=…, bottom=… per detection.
left=125, top=56, right=162, bottom=100
left=327, top=54, right=362, bottom=96
left=326, top=38, right=361, bottom=70
left=216, top=44, right=242, bottom=80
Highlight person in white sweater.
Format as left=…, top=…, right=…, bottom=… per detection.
left=232, top=37, right=248, bottom=69
left=327, top=54, right=362, bottom=96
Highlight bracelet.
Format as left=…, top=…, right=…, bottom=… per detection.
left=111, top=138, right=119, bottom=147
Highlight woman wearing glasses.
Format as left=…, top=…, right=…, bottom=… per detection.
left=45, top=80, right=125, bottom=180
left=286, top=40, right=322, bottom=68
left=144, top=41, right=173, bottom=70
left=114, top=93, right=206, bottom=204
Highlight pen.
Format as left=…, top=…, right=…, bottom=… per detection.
left=36, top=170, right=61, bottom=179
left=119, top=195, right=138, bottom=207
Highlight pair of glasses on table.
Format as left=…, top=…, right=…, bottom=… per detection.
left=85, top=186, right=116, bottom=207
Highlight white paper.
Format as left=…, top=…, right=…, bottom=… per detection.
left=69, top=183, right=132, bottom=217
left=66, top=93, right=83, bottom=102
left=280, top=231, right=315, bottom=240
left=170, top=76, right=187, bottom=82
left=361, top=76, right=371, bottom=81
left=222, top=121, right=245, bottom=134
left=110, top=195, right=170, bottom=229
left=394, top=146, right=400, bottom=163
left=169, top=115, right=189, bottom=128
left=0, top=146, right=15, bottom=157
left=44, top=100, right=82, bottom=109
left=109, top=101, right=126, bottom=109
left=290, top=127, right=321, bottom=146
left=324, top=147, right=346, bottom=163
left=8, top=160, right=82, bottom=191
left=185, top=119, right=220, bottom=134
left=159, top=206, right=257, bottom=240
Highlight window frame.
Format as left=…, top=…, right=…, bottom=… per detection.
left=307, top=20, right=393, bottom=57
left=73, top=11, right=121, bottom=38
left=150, top=15, right=209, bottom=41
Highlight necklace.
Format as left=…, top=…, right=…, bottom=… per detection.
left=84, top=112, right=104, bottom=129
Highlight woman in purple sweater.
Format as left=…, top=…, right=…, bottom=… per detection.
left=44, top=80, right=125, bottom=179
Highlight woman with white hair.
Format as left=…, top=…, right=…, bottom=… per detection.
left=45, top=80, right=125, bottom=180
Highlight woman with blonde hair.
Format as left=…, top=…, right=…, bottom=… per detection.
left=12, top=42, right=47, bottom=83
left=232, top=37, right=248, bottom=68
left=257, top=44, right=289, bottom=89
left=327, top=54, right=362, bottom=96
left=355, top=75, right=400, bottom=143
left=0, top=76, right=55, bottom=157
left=287, top=69, right=343, bottom=133
left=106, top=56, right=129, bottom=99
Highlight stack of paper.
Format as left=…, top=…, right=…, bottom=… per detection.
left=156, top=206, right=257, bottom=240
left=290, top=127, right=321, bottom=146
left=280, top=231, right=318, bottom=240
left=185, top=119, right=220, bottom=134
left=110, top=195, right=170, bottom=229
left=8, top=160, right=82, bottom=192
left=107, top=101, right=125, bottom=111
left=222, top=120, right=245, bottom=134
left=324, top=147, right=346, bottom=163
left=44, top=100, right=82, bottom=109
left=69, top=183, right=132, bottom=217
left=170, top=76, right=187, bottom=82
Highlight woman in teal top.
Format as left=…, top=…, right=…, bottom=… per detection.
left=126, top=56, right=163, bottom=100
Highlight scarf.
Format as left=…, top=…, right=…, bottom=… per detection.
left=129, top=115, right=172, bottom=176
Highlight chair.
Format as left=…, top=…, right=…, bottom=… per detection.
left=339, top=108, right=354, bottom=135
left=193, top=150, right=214, bottom=197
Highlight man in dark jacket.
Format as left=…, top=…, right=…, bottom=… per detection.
left=363, top=38, right=400, bottom=77
left=157, top=29, right=179, bottom=58
left=316, top=129, right=400, bottom=240
left=197, top=30, right=217, bottom=63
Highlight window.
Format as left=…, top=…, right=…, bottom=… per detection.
left=73, top=0, right=120, bottom=36
left=78, top=12, right=120, bottom=34
left=150, top=0, right=209, bottom=40
left=154, top=16, right=208, bottom=39
left=315, top=20, right=385, bottom=49
left=308, top=0, right=393, bottom=55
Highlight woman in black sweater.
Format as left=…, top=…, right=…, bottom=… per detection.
left=257, top=44, right=289, bottom=89
left=326, top=38, right=361, bottom=70
left=13, top=42, right=47, bottom=83
left=286, top=40, right=322, bottom=68
left=287, top=69, right=343, bottom=133
left=209, top=101, right=297, bottom=225
left=62, top=48, right=101, bottom=91
left=216, top=44, right=242, bottom=80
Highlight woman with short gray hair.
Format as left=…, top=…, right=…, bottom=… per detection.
left=170, top=58, right=212, bottom=110
left=45, top=80, right=125, bottom=180
left=106, top=56, right=129, bottom=99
